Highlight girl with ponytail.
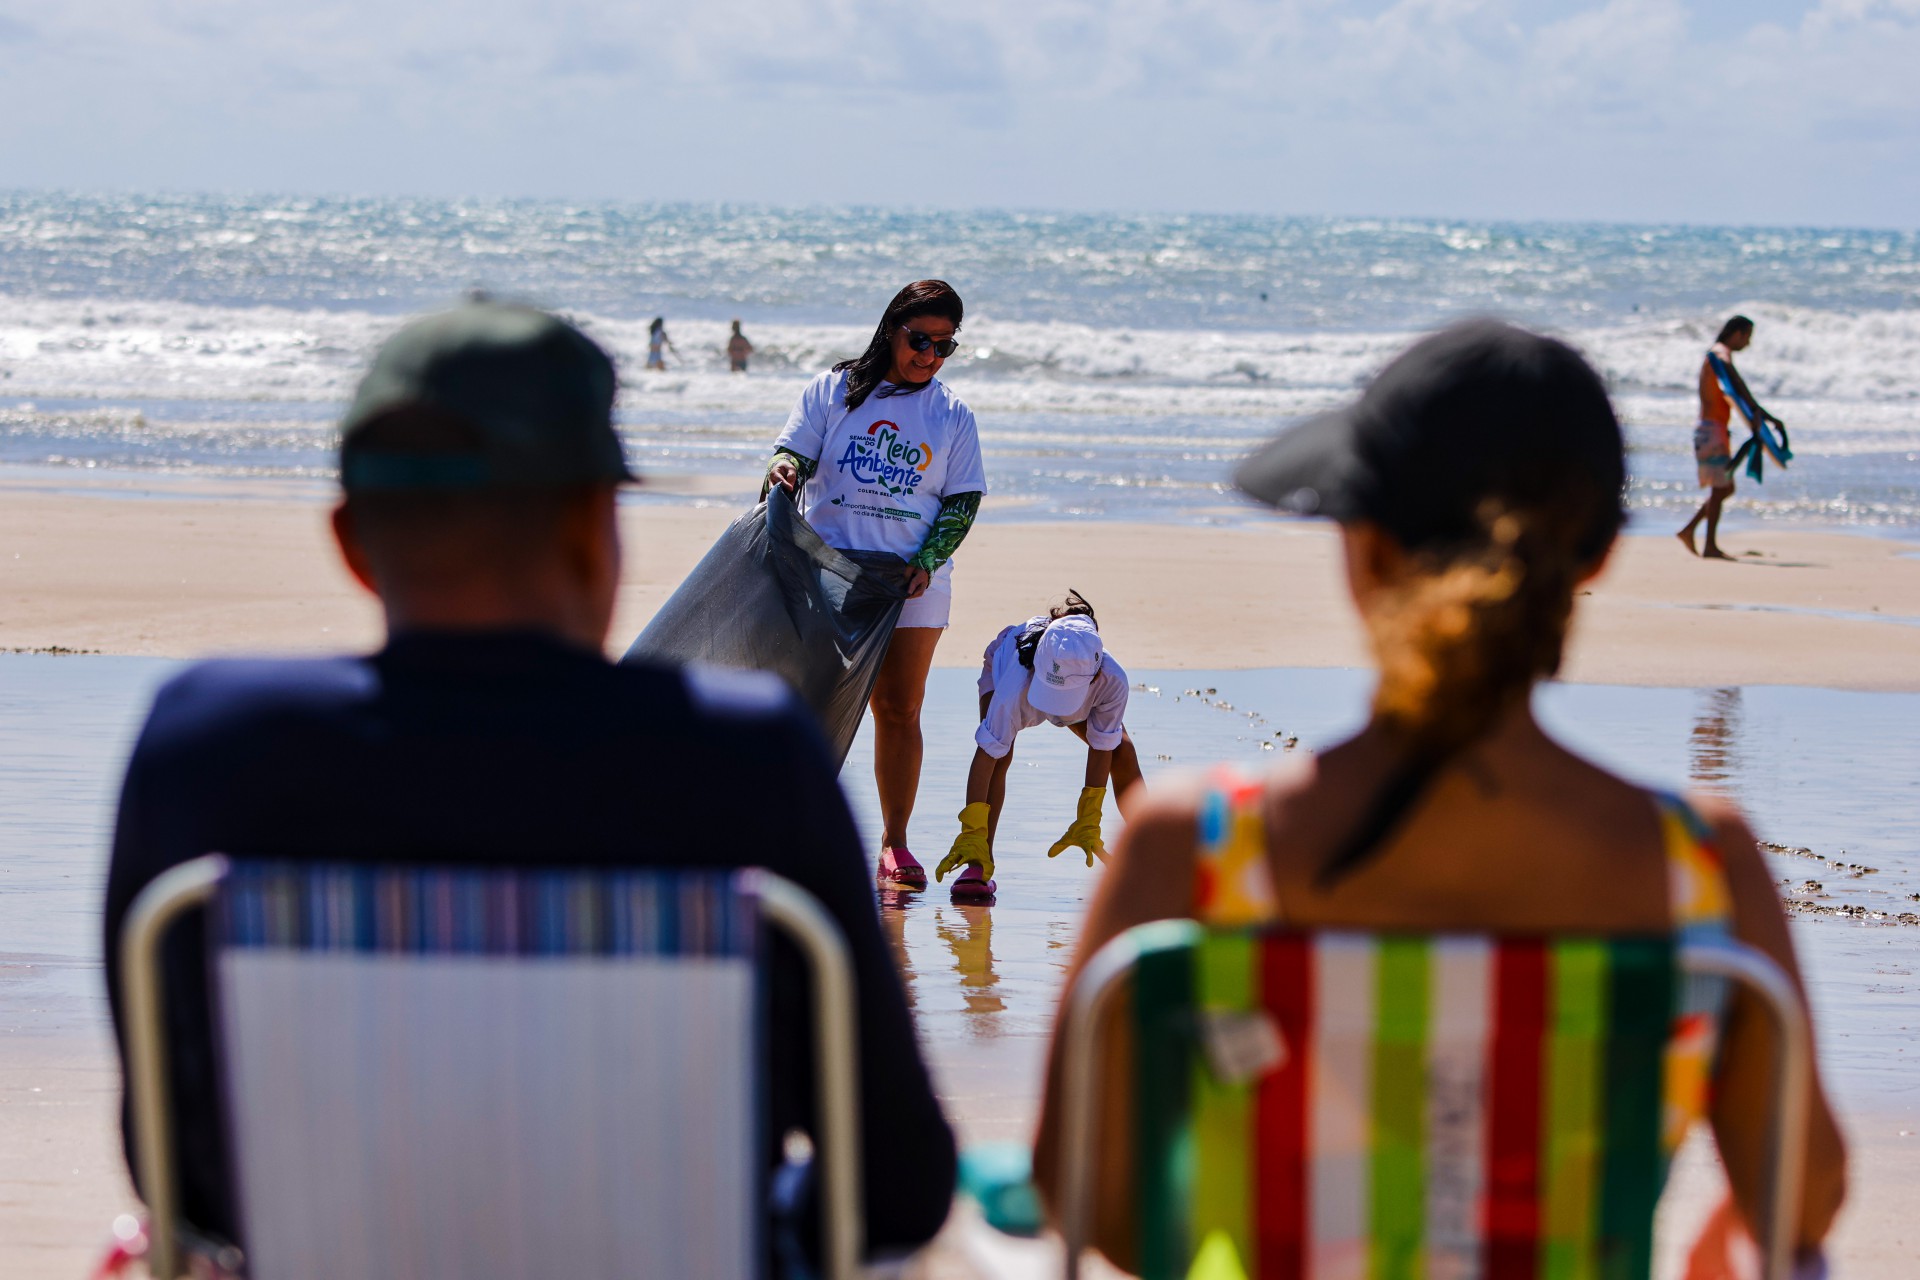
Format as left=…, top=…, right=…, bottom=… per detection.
left=1035, top=321, right=1846, bottom=1277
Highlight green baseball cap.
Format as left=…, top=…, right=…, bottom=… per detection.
left=340, top=301, right=635, bottom=492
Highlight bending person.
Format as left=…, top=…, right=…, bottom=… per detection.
left=1679, top=314, right=1781, bottom=559
left=1035, top=320, right=1845, bottom=1276
left=766, top=280, right=988, bottom=889
left=935, top=593, right=1144, bottom=902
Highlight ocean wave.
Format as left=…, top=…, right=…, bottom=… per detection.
left=2, top=292, right=1915, bottom=530
left=7, top=294, right=1919, bottom=418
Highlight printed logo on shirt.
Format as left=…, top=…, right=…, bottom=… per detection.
left=833, top=420, right=935, bottom=496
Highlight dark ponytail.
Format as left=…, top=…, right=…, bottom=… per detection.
left=1317, top=502, right=1597, bottom=886
left=1017, top=589, right=1098, bottom=669
left=1050, top=588, right=1096, bottom=625
left=835, top=280, right=964, bottom=412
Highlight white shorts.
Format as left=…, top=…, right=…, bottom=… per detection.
left=896, top=562, right=954, bottom=629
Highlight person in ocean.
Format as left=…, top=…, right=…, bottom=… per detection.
left=645, top=316, right=676, bottom=371
left=766, top=280, right=988, bottom=890
left=1678, top=315, right=1783, bottom=559
left=1031, top=320, right=1844, bottom=1277
left=932, top=592, right=1144, bottom=902
left=727, top=319, right=754, bottom=372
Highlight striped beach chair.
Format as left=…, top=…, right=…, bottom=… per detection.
left=120, top=855, right=863, bottom=1280
left=1054, top=922, right=1812, bottom=1280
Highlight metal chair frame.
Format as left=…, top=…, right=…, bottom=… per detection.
left=121, top=854, right=865, bottom=1280
left=1057, top=921, right=1813, bottom=1280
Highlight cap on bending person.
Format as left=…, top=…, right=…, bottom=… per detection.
left=935, top=593, right=1147, bottom=901
left=102, top=300, right=955, bottom=1267
left=1032, top=319, right=1846, bottom=1276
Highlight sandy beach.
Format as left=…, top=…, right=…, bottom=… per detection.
left=4, top=472, right=1919, bottom=1277
left=5, top=472, right=1920, bottom=689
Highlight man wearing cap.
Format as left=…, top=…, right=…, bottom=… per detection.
left=933, top=596, right=1143, bottom=901
left=102, top=302, right=955, bottom=1264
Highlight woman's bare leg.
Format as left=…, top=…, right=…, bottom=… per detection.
left=871, top=626, right=944, bottom=850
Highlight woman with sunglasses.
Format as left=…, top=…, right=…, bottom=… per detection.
left=767, top=280, right=988, bottom=889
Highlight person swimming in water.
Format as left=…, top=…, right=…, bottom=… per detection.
left=1678, top=315, right=1782, bottom=559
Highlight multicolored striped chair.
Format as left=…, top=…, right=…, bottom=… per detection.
left=1055, top=922, right=1811, bottom=1280
left=120, top=855, right=863, bottom=1280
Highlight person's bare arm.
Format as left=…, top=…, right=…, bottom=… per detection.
left=1033, top=787, right=1201, bottom=1270
left=1083, top=746, right=1114, bottom=791
left=1699, top=799, right=1847, bottom=1250
left=1723, top=359, right=1781, bottom=427
left=964, top=745, right=998, bottom=806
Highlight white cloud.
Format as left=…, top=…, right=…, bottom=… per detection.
left=0, top=0, right=1913, bottom=224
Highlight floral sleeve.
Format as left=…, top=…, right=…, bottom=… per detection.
left=910, top=491, right=982, bottom=572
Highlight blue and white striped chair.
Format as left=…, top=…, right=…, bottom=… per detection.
left=121, top=856, right=863, bottom=1280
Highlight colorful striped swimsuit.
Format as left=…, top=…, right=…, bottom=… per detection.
left=1170, top=768, right=1736, bottom=1277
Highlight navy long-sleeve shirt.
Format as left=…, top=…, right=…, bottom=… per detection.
left=103, top=629, right=955, bottom=1257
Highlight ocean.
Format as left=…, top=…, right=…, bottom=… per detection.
left=3, top=192, right=1917, bottom=530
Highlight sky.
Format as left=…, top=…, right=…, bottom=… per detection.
left=0, top=0, right=1916, bottom=227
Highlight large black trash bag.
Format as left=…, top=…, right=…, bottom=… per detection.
left=622, top=486, right=910, bottom=767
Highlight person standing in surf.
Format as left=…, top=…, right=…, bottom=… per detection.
left=766, top=280, right=988, bottom=889
left=1678, top=315, right=1782, bottom=559
left=727, top=319, right=754, bottom=373
left=645, top=316, right=676, bottom=371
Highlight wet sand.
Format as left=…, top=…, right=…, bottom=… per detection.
left=5, top=469, right=1920, bottom=690
left=4, top=468, right=1919, bottom=1274
left=4, top=654, right=1918, bottom=1275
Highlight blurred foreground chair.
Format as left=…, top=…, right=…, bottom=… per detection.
left=1048, top=923, right=1811, bottom=1280
left=120, top=856, right=862, bottom=1280
left=954, top=922, right=1810, bottom=1280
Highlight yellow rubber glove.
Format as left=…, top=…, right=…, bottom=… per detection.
left=1047, top=786, right=1108, bottom=867
left=935, top=802, right=996, bottom=883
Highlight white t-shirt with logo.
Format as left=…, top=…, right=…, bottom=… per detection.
left=974, top=620, right=1130, bottom=760
left=775, top=370, right=989, bottom=565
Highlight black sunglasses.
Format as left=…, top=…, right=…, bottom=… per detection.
left=901, top=328, right=959, bottom=358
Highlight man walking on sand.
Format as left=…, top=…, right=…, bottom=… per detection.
left=102, top=301, right=955, bottom=1268
left=1678, top=314, right=1782, bottom=559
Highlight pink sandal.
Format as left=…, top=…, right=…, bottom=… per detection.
left=949, top=863, right=997, bottom=903
left=878, top=846, right=927, bottom=889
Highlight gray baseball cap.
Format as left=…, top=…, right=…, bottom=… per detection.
left=340, top=301, right=634, bottom=492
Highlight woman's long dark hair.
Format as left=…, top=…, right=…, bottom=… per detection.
left=835, top=280, right=964, bottom=412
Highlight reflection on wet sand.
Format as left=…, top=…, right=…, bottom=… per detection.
left=879, top=889, right=1008, bottom=1035
left=935, top=903, right=1005, bottom=1025
left=839, top=668, right=1920, bottom=1141
left=1688, top=686, right=1743, bottom=794
left=877, top=888, right=920, bottom=1012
